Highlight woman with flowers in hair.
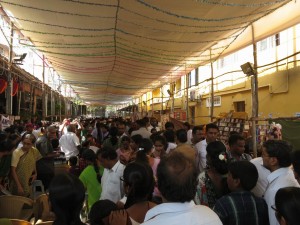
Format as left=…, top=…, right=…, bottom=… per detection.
left=194, top=141, right=229, bottom=208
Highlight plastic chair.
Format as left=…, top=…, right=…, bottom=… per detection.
left=33, top=194, right=55, bottom=223
left=31, top=180, right=45, bottom=200
left=0, top=195, right=34, bottom=221
left=10, top=219, right=32, bottom=225
left=35, top=221, right=53, bottom=225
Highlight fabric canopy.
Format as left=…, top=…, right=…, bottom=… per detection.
left=0, top=0, right=294, bottom=105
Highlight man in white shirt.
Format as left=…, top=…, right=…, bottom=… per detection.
left=250, top=157, right=270, bottom=197
left=131, top=118, right=151, bottom=139
left=191, top=125, right=205, bottom=146
left=117, top=121, right=127, bottom=139
left=21, top=123, right=40, bottom=139
left=58, top=119, right=69, bottom=136
left=147, top=117, right=161, bottom=132
left=262, top=140, right=299, bottom=225
left=163, top=130, right=177, bottom=154
left=195, top=123, right=219, bottom=173
left=59, top=125, right=80, bottom=160
left=142, top=152, right=222, bottom=225
left=174, top=129, right=196, bottom=163
left=183, top=122, right=193, bottom=145
left=98, top=146, right=125, bottom=203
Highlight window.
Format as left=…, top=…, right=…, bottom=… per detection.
left=188, top=70, right=196, bottom=87
left=190, top=90, right=195, bottom=101
left=206, top=96, right=221, bottom=107
left=217, top=58, right=225, bottom=69
left=258, top=36, right=276, bottom=52
left=259, top=39, right=268, bottom=51
left=234, top=101, right=245, bottom=112
left=275, top=33, right=280, bottom=46
left=195, top=68, right=199, bottom=84
left=153, top=98, right=161, bottom=103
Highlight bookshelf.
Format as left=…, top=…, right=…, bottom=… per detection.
left=216, top=111, right=248, bottom=144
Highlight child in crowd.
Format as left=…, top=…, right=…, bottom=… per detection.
left=69, top=156, right=80, bottom=177
left=150, top=128, right=157, bottom=134
left=128, top=134, right=143, bottom=163
left=213, top=161, right=269, bottom=225
left=116, top=136, right=133, bottom=165
left=89, top=200, right=117, bottom=225
left=151, top=135, right=167, bottom=159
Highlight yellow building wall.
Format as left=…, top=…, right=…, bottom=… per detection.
left=151, top=103, right=163, bottom=111
left=258, top=66, right=300, bottom=118
left=152, top=88, right=161, bottom=98
left=174, top=98, right=182, bottom=109
left=146, top=63, right=300, bottom=125
left=193, top=65, right=300, bottom=125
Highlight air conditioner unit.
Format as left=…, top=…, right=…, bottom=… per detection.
left=154, top=98, right=161, bottom=103
left=190, top=90, right=195, bottom=101
left=196, top=94, right=202, bottom=103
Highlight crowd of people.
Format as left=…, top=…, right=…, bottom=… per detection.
left=0, top=116, right=300, bottom=225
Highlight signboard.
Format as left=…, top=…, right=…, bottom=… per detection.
left=0, top=115, right=12, bottom=131
left=14, top=116, right=21, bottom=120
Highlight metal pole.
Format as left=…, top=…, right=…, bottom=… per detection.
left=251, top=24, right=259, bottom=158
left=51, top=90, right=54, bottom=121
left=6, top=22, right=13, bottom=115
left=171, top=83, right=175, bottom=116
left=70, top=100, right=72, bottom=118
left=145, top=93, right=147, bottom=115
left=42, top=55, right=46, bottom=120
left=210, top=49, right=214, bottom=122
left=59, top=95, right=62, bottom=122
left=151, top=96, right=154, bottom=115
left=185, top=65, right=189, bottom=123
left=140, top=96, right=143, bottom=117
left=18, top=91, right=21, bottom=116
left=45, top=92, right=48, bottom=118
left=29, top=84, right=33, bottom=121
left=160, top=87, right=163, bottom=116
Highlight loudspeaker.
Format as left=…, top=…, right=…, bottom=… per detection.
left=240, top=62, right=255, bottom=76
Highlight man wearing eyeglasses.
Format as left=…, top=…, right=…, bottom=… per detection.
left=262, top=140, right=299, bottom=225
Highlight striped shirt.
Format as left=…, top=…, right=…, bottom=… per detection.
left=213, top=191, right=269, bottom=225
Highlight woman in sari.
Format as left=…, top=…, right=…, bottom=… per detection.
left=10, top=134, right=42, bottom=196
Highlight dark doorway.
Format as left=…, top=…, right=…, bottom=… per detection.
left=234, top=101, right=245, bottom=112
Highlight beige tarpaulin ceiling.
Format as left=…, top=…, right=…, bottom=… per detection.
left=0, top=0, right=296, bottom=105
